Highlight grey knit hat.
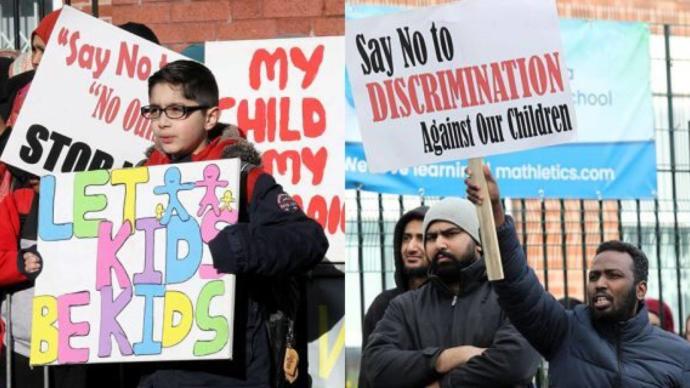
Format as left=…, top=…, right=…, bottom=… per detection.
left=423, top=198, right=481, bottom=245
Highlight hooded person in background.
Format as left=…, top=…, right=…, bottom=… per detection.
left=363, top=198, right=539, bottom=388
left=0, top=9, right=60, bottom=201
left=0, top=9, right=60, bottom=128
left=359, top=206, right=428, bottom=388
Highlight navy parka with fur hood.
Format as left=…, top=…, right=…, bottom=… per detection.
left=138, top=127, right=328, bottom=388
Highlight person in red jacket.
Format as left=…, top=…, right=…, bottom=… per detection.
left=0, top=183, right=38, bottom=287
left=0, top=170, right=87, bottom=388
left=137, top=60, right=328, bottom=387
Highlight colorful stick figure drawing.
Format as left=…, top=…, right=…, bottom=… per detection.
left=220, top=190, right=236, bottom=212
left=195, top=164, right=228, bottom=217
left=153, top=167, right=195, bottom=225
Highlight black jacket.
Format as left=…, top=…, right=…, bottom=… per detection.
left=364, top=255, right=539, bottom=387
left=138, top=132, right=329, bottom=387
left=493, top=216, right=690, bottom=387
left=359, top=206, right=427, bottom=388
left=0, top=70, right=34, bottom=122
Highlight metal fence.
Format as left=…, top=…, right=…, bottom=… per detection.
left=0, top=0, right=52, bottom=52
left=345, top=22, right=690, bottom=387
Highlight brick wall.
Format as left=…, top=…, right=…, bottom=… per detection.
left=66, top=0, right=344, bottom=52
left=512, top=199, right=621, bottom=302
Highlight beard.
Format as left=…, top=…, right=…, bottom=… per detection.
left=430, top=248, right=477, bottom=283
left=591, top=284, right=639, bottom=323
left=404, top=265, right=429, bottom=280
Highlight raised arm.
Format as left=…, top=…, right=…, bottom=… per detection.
left=466, top=165, right=570, bottom=359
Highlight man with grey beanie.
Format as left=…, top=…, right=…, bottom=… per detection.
left=363, top=197, right=539, bottom=388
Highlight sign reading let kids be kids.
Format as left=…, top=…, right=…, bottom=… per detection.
left=31, top=160, right=239, bottom=365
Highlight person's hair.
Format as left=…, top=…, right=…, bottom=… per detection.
left=596, top=240, right=648, bottom=284
left=148, top=60, right=218, bottom=107
left=118, top=22, right=160, bottom=45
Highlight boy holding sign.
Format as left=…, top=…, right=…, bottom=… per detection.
left=137, top=60, right=328, bottom=387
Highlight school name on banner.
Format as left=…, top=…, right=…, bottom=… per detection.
left=2, top=6, right=185, bottom=177
left=31, top=160, right=239, bottom=365
left=206, top=37, right=345, bottom=262
left=346, top=0, right=576, bottom=172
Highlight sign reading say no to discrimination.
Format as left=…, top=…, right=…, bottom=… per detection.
left=346, top=0, right=577, bottom=172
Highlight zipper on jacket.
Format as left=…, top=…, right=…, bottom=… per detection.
left=451, top=295, right=457, bottom=306
left=615, top=325, right=622, bottom=388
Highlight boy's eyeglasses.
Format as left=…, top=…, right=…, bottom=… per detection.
left=140, top=104, right=209, bottom=120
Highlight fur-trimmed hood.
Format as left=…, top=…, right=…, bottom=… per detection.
left=139, top=123, right=262, bottom=167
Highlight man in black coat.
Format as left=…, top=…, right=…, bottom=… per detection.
left=359, top=206, right=428, bottom=388
left=466, top=166, right=690, bottom=387
left=363, top=198, right=539, bottom=388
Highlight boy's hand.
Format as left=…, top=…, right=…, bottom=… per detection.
left=18, top=246, right=43, bottom=280
left=24, top=251, right=42, bottom=274
left=465, top=165, right=505, bottom=227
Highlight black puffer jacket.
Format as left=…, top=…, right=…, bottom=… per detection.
left=138, top=129, right=329, bottom=387
left=494, top=216, right=690, bottom=387
left=364, top=255, right=539, bottom=387
left=359, top=206, right=427, bottom=388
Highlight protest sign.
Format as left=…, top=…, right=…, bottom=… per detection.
left=206, top=37, right=345, bottom=262
left=1, top=6, right=185, bottom=176
left=346, top=0, right=576, bottom=173
left=345, top=8, right=654, bottom=199
left=31, top=159, right=238, bottom=365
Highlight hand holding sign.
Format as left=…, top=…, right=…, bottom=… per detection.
left=347, top=0, right=576, bottom=278
left=465, top=159, right=504, bottom=280
left=465, top=162, right=505, bottom=228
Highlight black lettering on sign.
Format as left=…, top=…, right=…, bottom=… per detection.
left=17, top=124, right=119, bottom=173
left=20, top=124, right=49, bottom=164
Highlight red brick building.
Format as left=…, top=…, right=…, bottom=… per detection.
left=66, top=0, right=344, bottom=52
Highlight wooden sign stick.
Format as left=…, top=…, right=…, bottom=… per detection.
left=468, top=158, right=504, bottom=281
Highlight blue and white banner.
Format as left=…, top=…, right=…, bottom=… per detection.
left=345, top=5, right=657, bottom=199
left=346, top=141, right=656, bottom=199
left=563, top=19, right=654, bottom=143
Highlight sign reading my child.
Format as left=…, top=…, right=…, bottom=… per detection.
left=31, top=159, right=239, bottom=365
left=206, top=37, right=345, bottom=263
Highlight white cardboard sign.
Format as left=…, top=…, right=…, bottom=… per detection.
left=31, top=160, right=238, bottom=364
left=2, top=6, right=185, bottom=176
left=346, top=0, right=576, bottom=172
left=206, top=37, right=345, bottom=262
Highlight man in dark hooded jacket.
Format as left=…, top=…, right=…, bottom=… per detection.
left=363, top=198, right=539, bottom=388
left=466, top=165, right=690, bottom=387
left=358, top=206, right=428, bottom=388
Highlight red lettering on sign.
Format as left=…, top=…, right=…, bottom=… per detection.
left=290, top=45, right=324, bottom=89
